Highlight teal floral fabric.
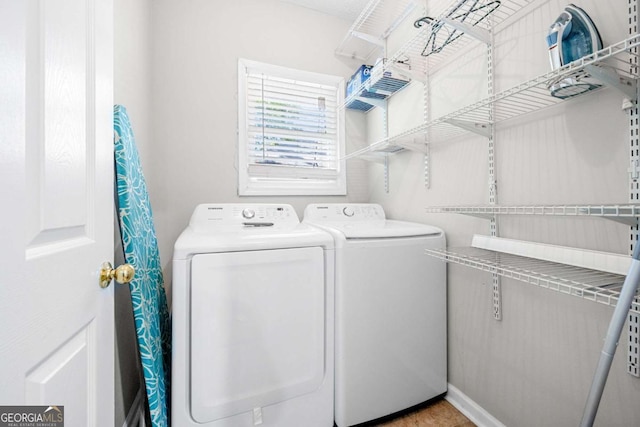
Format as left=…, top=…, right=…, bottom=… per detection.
left=114, top=105, right=171, bottom=427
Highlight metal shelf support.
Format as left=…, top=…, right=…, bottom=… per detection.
left=445, top=119, right=492, bottom=137
left=584, top=64, right=638, bottom=101
left=351, top=30, right=385, bottom=46
left=424, top=139, right=430, bottom=188
left=486, top=20, right=501, bottom=321
left=383, top=100, right=389, bottom=193
left=440, top=17, right=491, bottom=44
left=384, top=154, right=389, bottom=193
left=424, top=53, right=430, bottom=189
left=628, top=0, right=640, bottom=377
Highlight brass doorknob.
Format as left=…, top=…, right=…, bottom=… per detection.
left=99, top=262, right=135, bottom=288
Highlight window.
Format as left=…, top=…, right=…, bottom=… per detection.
left=238, top=59, right=346, bottom=196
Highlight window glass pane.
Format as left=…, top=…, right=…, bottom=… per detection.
left=238, top=58, right=346, bottom=196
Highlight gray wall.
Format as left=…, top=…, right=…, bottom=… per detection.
left=149, top=0, right=370, bottom=303
left=369, top=0, right=640, bottom=425
left=114, top=0, right=153, bottom=424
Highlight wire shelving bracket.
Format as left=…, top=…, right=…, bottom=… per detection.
left=486, top=19, right=501, bottom=321
left=627, top=0, right=640, bottom=378
left=439, top=17, right=491, bottom=44
left=445, top=119, right=492, bottom=137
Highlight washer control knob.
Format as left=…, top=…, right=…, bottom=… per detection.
left=342, top=206, right=355, bottom=217
left=242, top=208, right=256, bottom=219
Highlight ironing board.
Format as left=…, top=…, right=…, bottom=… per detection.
left=114, top=105, right=171, bottom=427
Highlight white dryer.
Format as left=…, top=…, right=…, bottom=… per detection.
left=303, top=203, right=447, bottom=427
left=172, top=204, right=334, bottom=427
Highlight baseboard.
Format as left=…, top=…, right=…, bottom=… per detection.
left=122, top=388, right=145, bottom=427
left=445, top=383, right=506, bottom=427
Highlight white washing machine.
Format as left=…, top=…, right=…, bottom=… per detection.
left=172, top=204, right=335, bottom=427
left=303, top=203, right=447, bottom=427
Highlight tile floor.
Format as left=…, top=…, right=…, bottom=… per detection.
left=372, top=399, right=476, bottom=427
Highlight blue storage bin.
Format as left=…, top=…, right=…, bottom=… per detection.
left=345, top=63, right=411, bottom=112
left=346, top=65, right=379, bottom=112
left=346, top=65, right=373, bottom=98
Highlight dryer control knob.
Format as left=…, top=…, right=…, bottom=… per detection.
left=242, top=208, right=256, bottom=219
left=342, top=206, right=355, bottom=217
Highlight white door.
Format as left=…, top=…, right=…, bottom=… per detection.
left=0, top=1, right=114, bottom=426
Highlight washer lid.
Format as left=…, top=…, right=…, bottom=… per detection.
left=314, top=219, right=443, bottom=239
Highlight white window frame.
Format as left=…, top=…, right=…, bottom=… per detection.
left=238, top=58, right=346, bottom=196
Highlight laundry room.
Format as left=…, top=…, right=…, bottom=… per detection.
left=1, top=0, right=639, bottom=426
left=115, top=0, right=640, bottom=425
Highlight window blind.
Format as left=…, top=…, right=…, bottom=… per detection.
left=244, top=70, right=340, bottom=179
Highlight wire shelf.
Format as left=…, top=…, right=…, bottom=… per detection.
left=336, top=0, right=418, bottom=61
left=424, top=204, right=640, bottom=225
left=340, top=0, right=531, bottom=117
left=345, top=34, right=640, bottom=159
left=425, top=246, right=640, bottom=314
left=391, top=0, right=532, bottom=74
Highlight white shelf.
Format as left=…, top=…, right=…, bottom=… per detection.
left=425, top=245, right=639, bottom=315
left=341, top=0, right=532, bottom=157
left=389, top=0, right=533, bottom=75
left=341, top=0, right=531, bottom=120
left=425, top=204, right=640, bottom=225
left=346, top=35, right=640, bottom=159
left=338, top=0, right=418, bottom=115
left=335, top=0, right=418, bottom=61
